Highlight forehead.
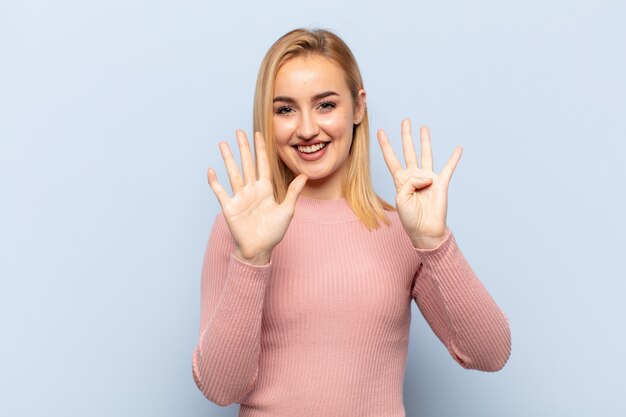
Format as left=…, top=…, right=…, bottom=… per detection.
left=274, top=55, right=349, bottom=96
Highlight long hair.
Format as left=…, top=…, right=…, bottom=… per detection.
left=253, top=28, right=395, bottom=230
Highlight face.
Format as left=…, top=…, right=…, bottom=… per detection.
left=272, top=54, right=365, bottom=199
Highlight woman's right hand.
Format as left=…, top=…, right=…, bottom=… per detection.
left=207, top=130, right=308, bottom=265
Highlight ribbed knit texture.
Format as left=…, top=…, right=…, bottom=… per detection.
left=192, top=196, right=511, bottom=417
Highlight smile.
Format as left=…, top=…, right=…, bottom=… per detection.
left=294, top=141, right=329, bottom=154
left=292, top=141, right=331, bottom=161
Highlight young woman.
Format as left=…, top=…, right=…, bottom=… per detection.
left=192, top=28, right=511, bottom=416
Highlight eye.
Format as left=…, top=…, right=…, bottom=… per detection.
left=317, top=101, right=337, bottom=112
left=275, top=105, right=294, bottom=115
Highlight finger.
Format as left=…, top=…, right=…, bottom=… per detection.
left=397, top=175, right=433, bottom=202
left=439, top=146, right=463, bottom=184
left=207, top=168, right=231, bottom=208
left=236, top=129, right=256, bottom=185
left=255, top=131, right=270, bottom=180
left=401, top=118, right=419, bottom=169
left=377, top=128, right=403, bottom=176
left=420, top=126, right=433, bottom=172
left=281, top=174, right=308, bottom=210
left=219, top=141, right=244, bottom=194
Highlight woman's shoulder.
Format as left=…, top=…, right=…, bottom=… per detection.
left=381, top=207, right=402, bottom=226
left=373, top=209, right=408, bottom=238
left=208, top=211, right=234, bottom=244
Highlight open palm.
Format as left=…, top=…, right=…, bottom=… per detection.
left=377, top=119, right=462, bottom=249
left=207, top=130, right=307, bottom=263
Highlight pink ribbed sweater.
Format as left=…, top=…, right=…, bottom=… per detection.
left=192, top=196, right=511, bottom=417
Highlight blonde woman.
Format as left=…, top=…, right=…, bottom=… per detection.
left=192, top=28, right=511, bottom=416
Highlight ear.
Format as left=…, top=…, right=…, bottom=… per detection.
left=354, top=89, right=367, bottom=124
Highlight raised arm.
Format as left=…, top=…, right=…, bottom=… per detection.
left=192, top=214, right=271, bottom=405
left=410, top=229, right=511, bottom=371
left=377, top=118, right=510, bottom=371
left=192, top=130, right=307, bottom=405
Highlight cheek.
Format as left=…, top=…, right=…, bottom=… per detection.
left=318, top=111, right=353, bottom=136
left=272, top=118, right=296, bottom=146
left=272, top=120, right=295, bottom=167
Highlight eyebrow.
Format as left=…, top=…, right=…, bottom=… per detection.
left=273, top=90, right=339, bottom=104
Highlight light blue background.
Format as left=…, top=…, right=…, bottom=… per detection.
left=1, top=0, right=625, bottom=416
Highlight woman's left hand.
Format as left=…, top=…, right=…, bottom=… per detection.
left=377, top=118, right=463, bottom=250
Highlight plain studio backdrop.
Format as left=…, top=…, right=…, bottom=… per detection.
left=1, top=0, right=624, bottom=416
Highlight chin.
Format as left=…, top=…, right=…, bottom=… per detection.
left=294, top=166, right=332, bottom=180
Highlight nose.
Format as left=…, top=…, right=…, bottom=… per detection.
left=296, top=110, right=319, bottom=140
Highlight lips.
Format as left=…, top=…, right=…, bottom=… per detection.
left=293, top=141, right=329, bottom=149
left=293, top=141, right=330, bottom=161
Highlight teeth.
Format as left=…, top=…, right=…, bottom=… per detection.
left=297, top=142, right=327, bottom=154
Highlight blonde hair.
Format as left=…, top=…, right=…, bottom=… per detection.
left=253, top=28, right=395, bottom=229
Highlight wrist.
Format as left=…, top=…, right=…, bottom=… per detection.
left=410, top=228, right=450, bottom=250
left=233, top=247, right=272, bottom=266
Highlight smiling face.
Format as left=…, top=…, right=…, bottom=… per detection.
left=272, top=54, right=365, bottom=199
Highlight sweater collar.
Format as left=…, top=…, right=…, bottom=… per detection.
left=293, top=195, right=357, bottom=223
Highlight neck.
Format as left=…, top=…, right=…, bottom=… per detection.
left=300, top=183, right=343, bottom=200
left=298, top=167, right=345, bottom=200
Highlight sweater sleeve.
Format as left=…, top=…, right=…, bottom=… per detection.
left=191, top=213, right=270, bottom=406
left=410, top=229, right=511, bottom=372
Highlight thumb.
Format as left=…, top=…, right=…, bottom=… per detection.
left=281, top=174, right=308, bottom=209
left=398, top=176, right=432, bottom=200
